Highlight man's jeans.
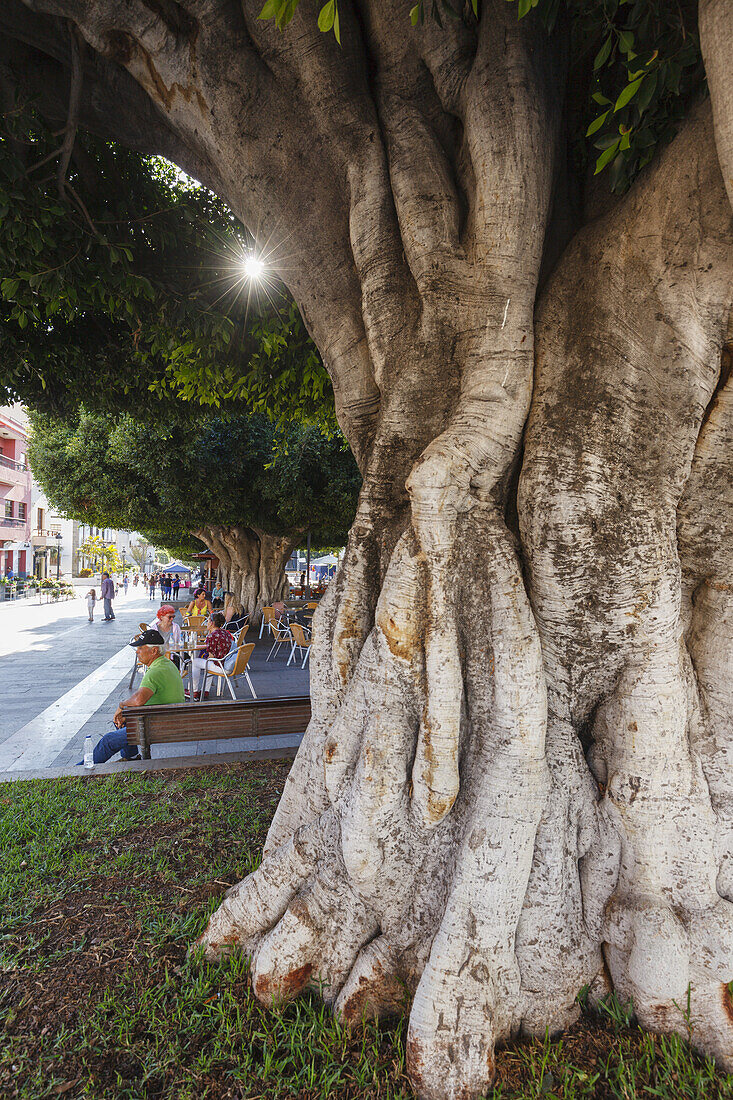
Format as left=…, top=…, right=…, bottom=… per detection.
left=92, top=729, right=139, bottom=763
left=103, top=597, right=115, bottom=619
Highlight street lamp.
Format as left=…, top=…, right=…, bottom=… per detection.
left=122, top=549, right=126, bottom=577
left=54, top=531, right=62, bottom=581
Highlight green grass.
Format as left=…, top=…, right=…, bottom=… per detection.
left=2, top=763, right=733, bottom=1099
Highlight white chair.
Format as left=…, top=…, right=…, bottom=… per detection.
left=266, top=622, right=292, bottom=661
left=287, top=622, right=312, bottom=668
left=202, top=642, right=256, bottom=699
left=259, top=606, right=275, bottom=638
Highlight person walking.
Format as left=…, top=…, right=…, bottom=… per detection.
left=86, top=587, right=96, bottom=622
left=123, top=574, right=129, bottom=596
left=149, top=574, right=156, bottom=600
left=172, top=574, right=181, bottom=601
left=101, top=571, right=115, bottom=621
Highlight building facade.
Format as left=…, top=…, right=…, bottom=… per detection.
left=1, top=405, right=144, bottom=578
left=0, top=405, right=32, bottom=577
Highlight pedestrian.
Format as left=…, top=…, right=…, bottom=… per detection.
left=172, top=574, right=181, bottom=600
left=101, top=571, right=116, bottom=621
left=149, top=574, right=156, bottom=600
left=123, top=574, right=129, bottom=595
left=133, top=574, right=139, bottom=588
left=86, top=587, right=96, bottom=622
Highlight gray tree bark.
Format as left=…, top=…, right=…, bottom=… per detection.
left=12, top=0, right=733, bottom=1095
left=193, top=524, right=297, bottom=620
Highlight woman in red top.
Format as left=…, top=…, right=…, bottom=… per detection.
left=188, top=612, right=234, bottom=699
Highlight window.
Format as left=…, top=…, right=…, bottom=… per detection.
left=4, top=501, right=13, bottom=519
left=37, top=507, right=45, bottom=531
left=18, top=503, right=27, bottom=520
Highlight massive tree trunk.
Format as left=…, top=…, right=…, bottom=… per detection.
left=11, top=0, right=733, bottom=1095
left=193, top=525, right=298, bottom=619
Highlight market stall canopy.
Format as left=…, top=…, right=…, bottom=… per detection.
left=309, top=553, right=339, bottom=567
left=160, top=560, right=192, bottom=574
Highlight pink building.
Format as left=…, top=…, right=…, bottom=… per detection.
left=0, top=406, right=32, bottom=577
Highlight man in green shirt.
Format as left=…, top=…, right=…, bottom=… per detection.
left=81, top=628, right=185, bottom=764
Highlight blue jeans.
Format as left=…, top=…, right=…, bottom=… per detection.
left=93, top=729, right=139, bottom=763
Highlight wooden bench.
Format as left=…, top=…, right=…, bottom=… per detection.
left=124, top=695, right=311, bottom=760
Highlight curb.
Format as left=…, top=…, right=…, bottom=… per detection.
left=0, top=746, right=297, bottom=784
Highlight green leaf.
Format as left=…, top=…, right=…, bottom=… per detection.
left=410, top=2, right=422, bottom=24
left=636, top=71, right=657, bottom=114
left=586, top=110, right=610, bottom=137
left=258, top=0, right=281, bottom=19
left=592, top=92, right=612, bottom=105
left=333, top=0, right=340, bottom=42
left=1, top=278, right=19, bottom=297
left=594, top=140, right=620, bottom=174
left=317, top=0, right=334, bottom=32
left=594, top=35, right=613, bottom=70
left=614, top=75, right=644, bottom=112
left=618, top=30, right=634, bottom=54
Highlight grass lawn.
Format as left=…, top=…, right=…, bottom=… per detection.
left=1, top=761, right=732, bottom=1100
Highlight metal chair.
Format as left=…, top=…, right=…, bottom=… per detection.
left=266, top=622, right=292, bottom=661
left=287, top=622, right=312, bottom=668
left=202, top=642, right=257, bottom=699
left=128, top=630, right=145, bottom=688
left=258, top=606, right=275, bottom=638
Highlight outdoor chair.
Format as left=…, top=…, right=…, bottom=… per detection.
left=266, top=623, right=292, bottom=661
left=287, top=622, right=312, bottom=668
left=259, top=606, right=275, bottom=638
left=202, top=642, right=256, bottom=700
left=234, top=624, right=249, bottom=647
left=128, top=630, right=145, bottom=688
left=306, top=602, right=319, bottom=610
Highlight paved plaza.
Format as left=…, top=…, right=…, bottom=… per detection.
left=0, top=589, right=308, bottom=778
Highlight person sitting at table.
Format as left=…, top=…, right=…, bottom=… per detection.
left=187, top=612, right=235, bottom=700
left=223, top=593, right=248, bottom=634
left=272, top=599, right=288, bottom=624
left=184, top=587, right=212, bottom=619
left=79, top=629, right=185, bottom=763
left=212, top=580, right=225, bottom=608
left=148, top=603, right=184, bottom=667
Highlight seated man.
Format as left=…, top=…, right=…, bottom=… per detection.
left=80, top=629, right=185, bottom=764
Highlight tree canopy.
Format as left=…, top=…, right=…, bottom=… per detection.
left=0, top=106, right=334, bottom=431
left=28, top=408, right=361, bottom=558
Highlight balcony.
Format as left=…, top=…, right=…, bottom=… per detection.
left=0, top=454, right=26, bottom=472
left=0, top=457, right=30, bottom=492
left=1, top=517, right=27, bottom=529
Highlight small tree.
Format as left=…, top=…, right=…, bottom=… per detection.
left=77, top=534, right=123, bottom=584
left=127, top=539, right=150, bottom=573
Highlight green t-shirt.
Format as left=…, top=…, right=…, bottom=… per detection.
left=140, top=656, right=185, bottom=705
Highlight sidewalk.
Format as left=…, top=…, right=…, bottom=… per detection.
left=0, top=592, right=309, bottom=775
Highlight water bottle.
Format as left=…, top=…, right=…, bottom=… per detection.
left=83, top=734, right=95, bottom=770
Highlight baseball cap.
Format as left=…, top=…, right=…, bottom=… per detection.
left=130, top=629, right=165, bottom=647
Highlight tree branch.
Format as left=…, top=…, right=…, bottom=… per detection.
left=56, top=20, right=83, bottom=199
